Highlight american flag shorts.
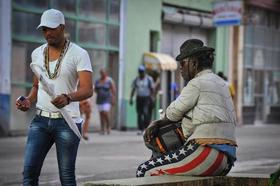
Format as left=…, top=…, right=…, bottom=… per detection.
left=136, top=141, right=232, bottom=177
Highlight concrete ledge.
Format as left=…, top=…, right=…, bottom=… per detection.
left=84, top=174, right=280, bottom=186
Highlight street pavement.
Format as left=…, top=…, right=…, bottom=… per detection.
left=0, top=124, right=280, bottom=186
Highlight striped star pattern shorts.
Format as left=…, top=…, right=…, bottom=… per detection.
left=136, top=141, right=232, bottom=177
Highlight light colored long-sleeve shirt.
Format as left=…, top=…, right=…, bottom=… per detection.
left=166, top=69, right=237, bottom=143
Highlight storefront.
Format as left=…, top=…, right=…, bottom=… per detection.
left=242, top=1, right=280, bottom=124
left=143, top=52, right=177, bottom=112
left=122, top=0, right=229, bottom=129
left=160, top=4, right=215, bottom=108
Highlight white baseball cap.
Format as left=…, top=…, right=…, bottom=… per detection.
left=37, top=9, right=65, bottom=29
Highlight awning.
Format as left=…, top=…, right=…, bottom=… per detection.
left=143, top=52, right=178, bottom=71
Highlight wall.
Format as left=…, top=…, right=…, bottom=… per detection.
left=123, top=0, right=162, bottom=128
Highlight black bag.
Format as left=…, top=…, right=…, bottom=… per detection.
left=144, top=122, right=185, bottom=158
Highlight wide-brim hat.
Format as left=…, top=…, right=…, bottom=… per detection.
left=37, top=9, right=65, bottom=29
left=175, top=39, right=215, bottom=61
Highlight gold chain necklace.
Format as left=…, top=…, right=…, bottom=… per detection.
left=43, top=39, right=70, bottom=79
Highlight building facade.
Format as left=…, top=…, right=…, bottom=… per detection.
left=121, top=0, right=230, bottom=129
left=241, top=0, right=280, bottom=124
left=3, top=0, right=261, bottom=136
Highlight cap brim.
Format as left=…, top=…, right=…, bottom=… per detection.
left=37, top=22, right=61, bottom=29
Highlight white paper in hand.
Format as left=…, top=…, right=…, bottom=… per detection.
left=30, top=63, right=82, bottom=140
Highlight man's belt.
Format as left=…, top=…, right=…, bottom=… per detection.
left=36, top=109, right=63, bottom=119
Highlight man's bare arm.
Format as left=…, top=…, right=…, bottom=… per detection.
left=16, top=76, right=38, bottom=111
left=51, top=71, right=93, bottom=108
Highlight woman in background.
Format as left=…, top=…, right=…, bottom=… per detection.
left=95, top=68, right=116, bottom=135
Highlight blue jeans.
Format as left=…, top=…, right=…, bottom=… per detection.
left=23, top=115, right=81, bottom=186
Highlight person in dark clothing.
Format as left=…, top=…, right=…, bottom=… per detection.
left=130, top=65, right=154, bottom=135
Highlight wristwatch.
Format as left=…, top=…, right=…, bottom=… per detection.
left=62, top=94, right=72, bottom=104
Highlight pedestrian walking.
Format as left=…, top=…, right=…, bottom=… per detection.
left=80, top=99, right=92, bottom=140
left=15, top=9, right=93, bottom=186
left=217, top=71, right=236, bottom=99
left=95, top=68, right=116, bottom=135
left=130, top=65, right=154, bottom=135
left=137, top=39, right=237, bottom=177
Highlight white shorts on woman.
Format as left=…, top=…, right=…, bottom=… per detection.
left=97, top=103, right=111, bottom=112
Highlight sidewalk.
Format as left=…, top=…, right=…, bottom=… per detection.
left=0, top=124, right=279, bottom=186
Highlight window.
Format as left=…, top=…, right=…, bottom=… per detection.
left=13, top=0, right=48, bottom=9
left=108, top=25, right=119, bottom=47
left=65, top=18, right=77, bottom=41
left=53, top=0, right=76, bottom=14
left=87, top=49, right=107, bottom=81
left=12, top=0, right=120, bottom=86
left=12, top=11, right=42, bottom=38
left=12, top=42, right=39, bottom=83
left=243, top=7, right=280, bottom=109
left=79, top=22, right=106, bottom=45
left=109, top=0, right=120, bottom=22
left=79, top=0, right=106, bottom=20
left=11, top=0, right=121, bottom=107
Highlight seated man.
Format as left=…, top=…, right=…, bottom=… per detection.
left=137, top=39, right=237, bottom=177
